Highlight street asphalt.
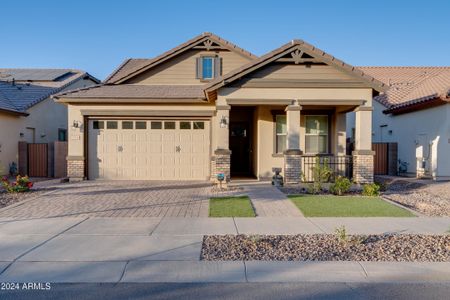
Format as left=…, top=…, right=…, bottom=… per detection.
left=2, top=282, right=450, bottom=300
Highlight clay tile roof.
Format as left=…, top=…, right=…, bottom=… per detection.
left=53, top=84, right=206, bottom=101
left=104, top=32, right=257, bottom=84
left=358, top=67, right=450, bottom=112
left=205, top=40, right=387, bottom=93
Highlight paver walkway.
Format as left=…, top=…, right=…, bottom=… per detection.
left=0, top=181, right=239, bottom=219
left=242, top=184, right=303, bottom=217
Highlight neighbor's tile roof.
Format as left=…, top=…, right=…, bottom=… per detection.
left=0, top=68, right=98, bottom=114
left=358, top=67, right=450, bottom=112
left=53, top=84, right=206, bottom=100
left=104, top=32, right=256, bottom=84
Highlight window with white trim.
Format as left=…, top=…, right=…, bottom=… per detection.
left=275, top=115, right=287, bottom=153
left=305, top=115, right=329, bottom=154
left=202, top=57, right=214, bottom=79
left=196, top=56, right=221, bottom=80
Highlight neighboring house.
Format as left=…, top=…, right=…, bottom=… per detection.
left=0, top=69, right=99, bottom=175
left=348, top=67, right=450, bottom=181
left=54, top=32, right=386, bottom=183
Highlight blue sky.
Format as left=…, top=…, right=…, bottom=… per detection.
left=1, top=0, right=449, bottom=80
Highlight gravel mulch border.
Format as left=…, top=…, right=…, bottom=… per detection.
left=201, top=234, right=450, bottom=262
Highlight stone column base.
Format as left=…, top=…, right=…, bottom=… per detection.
left=211, top=149, right=231, bottom=185
left=284, top=149, right=302, bottom=184
left=67, top=156, right=85, bottom=182
left=352, top=151, right=374, bottom=184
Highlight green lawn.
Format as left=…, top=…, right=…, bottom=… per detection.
left=288, top=195, right=415, bottom=217
left=209, top=196, right=256, bottom=217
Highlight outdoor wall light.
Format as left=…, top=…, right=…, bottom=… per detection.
left=40, top=133, right=46, bottom=138
left=19, top=132, right=24, bottom=138
left=220, top=116, right=229, bottom=128
left=72, top=120, right=81, bottom=128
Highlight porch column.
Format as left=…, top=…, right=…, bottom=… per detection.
left=353, top=106, right=374, bottom=183
left=284, top=100, right=302, bottom=184
left=212, top=102, right=231, bottom=183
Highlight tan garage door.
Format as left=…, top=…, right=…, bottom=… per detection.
left=88, top=119, right=210, bottom=180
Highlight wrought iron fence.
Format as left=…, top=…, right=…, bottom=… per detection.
left=301, top=155, right=353, bottom=183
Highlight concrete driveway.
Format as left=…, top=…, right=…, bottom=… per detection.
left=0, top=181, right=226, bottom=218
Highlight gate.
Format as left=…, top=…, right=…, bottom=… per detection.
left=27, top=143, right=48, bottom=177
left=372, top=143, right=398, bottom=175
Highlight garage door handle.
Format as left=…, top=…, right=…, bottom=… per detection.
left=118, top=146, right=123, bottom=152
left=176, top=146, right=181, bottom=153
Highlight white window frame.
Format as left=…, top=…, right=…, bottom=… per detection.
left=275, top=115, right=287, bottom=154
left=201, top=56, right=215, bottom=80
left=305, top=115, right=329, bottom=154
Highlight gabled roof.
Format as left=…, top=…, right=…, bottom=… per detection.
left=104, top=32, right=257, bottom=84
left=204, top=40, right=388, bottom=94
left=0, top=68, right=99, bottom=115
left=54, top=84, right=206, bottom=102
left=359, top=67, right=450, bottom=114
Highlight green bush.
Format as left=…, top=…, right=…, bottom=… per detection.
left=330, top=176, right=352, bottom=196
left=362, top=183, right=380, bottom=196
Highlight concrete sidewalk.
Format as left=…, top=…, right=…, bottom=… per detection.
left=0, top=216, right=448, bottom=284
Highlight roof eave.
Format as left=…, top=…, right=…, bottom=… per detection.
left=0, top=107, right=29, bottom=116
left=383, top=96, right=448, bottom=115
left=110, top=33, right=257, bottom=84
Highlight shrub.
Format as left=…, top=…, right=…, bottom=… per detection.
left=330, top=176, right=352, bottom=196
left=362, top=183, right=380, bottom=196
left=334, top=225, right=348, bottom=243
left=307, top=157, right=334, bottom=194
left=1, top=175, right=33, bottom=193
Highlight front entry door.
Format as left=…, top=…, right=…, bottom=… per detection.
left=230, top=122, right=251, bottom=176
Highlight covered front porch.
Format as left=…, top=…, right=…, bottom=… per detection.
left=211, top=92, right=375, bottom=184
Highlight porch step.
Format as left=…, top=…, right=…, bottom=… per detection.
left=244, top=185, right=304, bottom=217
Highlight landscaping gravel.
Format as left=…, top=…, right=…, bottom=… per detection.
left=381, top=179, right=450, bottom=217
left=201, top=234, right=450, bottom=262
left=0, top=179, right=60, bottom=209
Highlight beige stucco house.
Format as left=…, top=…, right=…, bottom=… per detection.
left=54, top=33, right=387, bottom=184
left=347, top=67, right=450, bottom=181
left=0, top=69, right=99, bottom=175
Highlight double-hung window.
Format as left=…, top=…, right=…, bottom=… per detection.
left=196, top=56, right=221, bottom=81
left=305, top=115, right=329, bottom=154
left=202, top=57, right=214, bottom=80
left=275, top=115, right=287, bottom=154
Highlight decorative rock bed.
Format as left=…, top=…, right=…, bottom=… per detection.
left=201, top=234, right=450, bottom=262
left=382, top=180, right=450, bottom=217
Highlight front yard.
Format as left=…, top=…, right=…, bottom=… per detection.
left=209, top=196, right=256, bottom=217
left=288, top=195, right=415, bottom=217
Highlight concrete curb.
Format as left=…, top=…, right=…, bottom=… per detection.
left=0, top=261, right=449, bottom=283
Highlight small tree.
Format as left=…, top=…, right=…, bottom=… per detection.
left=307, top=157, right=333, bottom=194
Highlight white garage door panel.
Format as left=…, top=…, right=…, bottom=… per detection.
left=88, top=120, right=210, bottom=180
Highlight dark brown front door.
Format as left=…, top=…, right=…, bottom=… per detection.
left=230, top=121, right=251, bottom=176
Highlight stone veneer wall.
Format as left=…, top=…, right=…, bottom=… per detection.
left=67, top=157, right=84, bottom=181
left=353, top=153, right=374, bottom=183
left=211, top=150, right=231, bottom=183
left=284, top=150, right=302, bottom=184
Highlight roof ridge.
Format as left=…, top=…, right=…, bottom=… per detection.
left=205, top=39, right=387, bottom=93
left=105, top=32, right=257, bottom=84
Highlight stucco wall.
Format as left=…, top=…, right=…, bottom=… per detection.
left=0, top=78, right=96, bottom=175
left=350, top=101, right=450, bottom=179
